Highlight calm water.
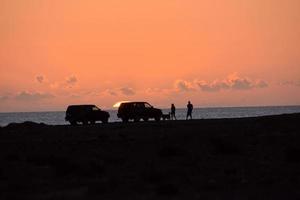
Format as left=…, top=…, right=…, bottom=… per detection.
left=0, top=106, right=300, bottom=127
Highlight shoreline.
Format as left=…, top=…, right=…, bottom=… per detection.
left=1, top=112, right=300, bottom=128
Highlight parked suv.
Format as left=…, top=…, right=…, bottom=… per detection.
left=117, top=102, right=162, bottom=122
left=65, top=105, right=110, bottom=125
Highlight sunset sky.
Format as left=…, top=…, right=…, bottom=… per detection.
left=1, top=0, right=300, bottom=112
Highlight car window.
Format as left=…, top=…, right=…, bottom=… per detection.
left=124, top=104, right=132, bottom=109
left=136, top=103, right=145, bottom=108
left=92, top=106, right=100, bottom=111
left=145, top=103, right=152, bottom=108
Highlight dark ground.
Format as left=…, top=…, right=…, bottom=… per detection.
left=0, top=113, right=300, bottom=199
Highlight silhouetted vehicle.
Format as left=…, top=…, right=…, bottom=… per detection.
left=65, top=105, right=110, bottom=125
left=117, top=102, right=162, bottom=122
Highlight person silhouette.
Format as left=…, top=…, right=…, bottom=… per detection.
left=171, top=104, right=176, bottom=120
left=186, top=101, right=193, bottom=120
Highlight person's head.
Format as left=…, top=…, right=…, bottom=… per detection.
left=188, top=101, right=191, bottom=104
left=172, top=103, right=174, bottom=106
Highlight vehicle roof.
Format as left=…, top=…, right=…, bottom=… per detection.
left=120, top=101, right=149, bottom=104
left=67, top=104, right=97, bottom=107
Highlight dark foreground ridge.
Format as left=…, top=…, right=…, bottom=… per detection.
left=1, top=113, right=300, bottom=199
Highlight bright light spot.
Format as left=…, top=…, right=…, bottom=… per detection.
left=113, top=101, right=130, bottom=108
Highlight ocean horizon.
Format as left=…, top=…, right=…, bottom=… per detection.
left=1, top=105, right=300, bottom=127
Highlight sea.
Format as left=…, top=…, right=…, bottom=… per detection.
left=0, top=105, right=300, bottom=127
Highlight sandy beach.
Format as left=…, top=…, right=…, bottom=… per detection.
left=1, top=113, right=300, bottom=199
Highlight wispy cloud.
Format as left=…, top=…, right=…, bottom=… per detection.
left=172, top=74, right=268, bottom=93
left=195, top=73, right=268, bottom=92
left=66, top=75, right=77, bottom=86
left=174, top=80, right=195, bottom=92
left=227, top=74, right=253, bottom=90
left=36, top=75, right=44, bottom=83
left=105, top=89, right=117, bottom=96
left=120, top=87, right=135, bottom=96
left=256, top=80, right=268, bottom=88
left=48, top=75, right=79, bottom=90
left=196, top=80, right=229, bottom=92
left=145, top=88, right=163, bottom=94
left=279, top=80, right=300, bottom=87
left=15, top=91, right=55, bottom=101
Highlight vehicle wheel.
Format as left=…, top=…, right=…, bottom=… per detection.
left=90, top=121, right=95, bottom=124
left=143, top=117, right=149, bottom=122
left=155, top=116, right=161, bottom=122
left=82, top=120, right=88, bottom=125
left=102, top=118, right=108, bottom=124
left=122, top=118, right=129, bottom=123
left=134, top=117, right=140, bottom=122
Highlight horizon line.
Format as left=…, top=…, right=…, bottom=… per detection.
left=1, top=104, right=300, bottom=114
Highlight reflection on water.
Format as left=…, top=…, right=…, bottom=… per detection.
left=0, top=106, right=300, bottom=126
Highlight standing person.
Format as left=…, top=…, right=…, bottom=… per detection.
left=186, top=101, right=193, bottom=120
left=171, top=103, right=176, bottom=120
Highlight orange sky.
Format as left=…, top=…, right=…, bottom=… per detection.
left=0, top=0, right=300, bottom=112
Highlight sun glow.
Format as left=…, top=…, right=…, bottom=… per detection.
left=113, top=101, right=130, bottom=108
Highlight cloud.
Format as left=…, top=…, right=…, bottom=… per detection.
left=256, top=80, right=268, bottom=88
left=279, top=80, right=300, bottom=87
left=145, top=88, right=175, bottom=97
left=145, top=88, right=163, bottom=94
left=228, top=76, right=253, bottom=90
left=66, top=75, right=77, bottom=85
left=196, top=80, right=229, bottom=92
left=196, top=74, right=268, bottom=92
left=99, top=89, right=118, bottom=96
left=174, top=80, right=195, bottom=92
left=36, top=75, right=44, bottom=83
left=106, top=89, right=117, bottom=96
left=227, top=74, right=268, bottom=90
left=48, top=75, right=78, bottom=90
left=15, top=91, right=55, bottom=101
left=120, top=87, right=135, bottom=96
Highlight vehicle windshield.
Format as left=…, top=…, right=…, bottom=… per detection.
left=92, top=106, right=100, bottom=111
left=145, top=103, right=152, bottom=108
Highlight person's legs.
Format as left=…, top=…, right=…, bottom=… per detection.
left=187, top=112, right=193, bottom=120
left=187, top=112, right=191, bottom=120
